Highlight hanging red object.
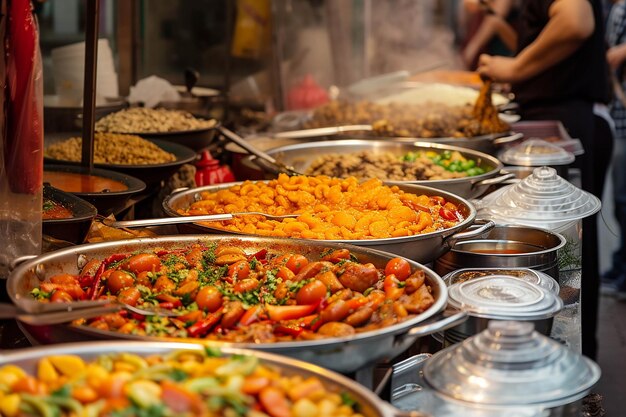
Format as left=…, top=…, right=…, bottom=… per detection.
left=5, top=0, right=43, bottom=194
left=195, top=150, right=236, bottom=186
left=286, top=74, right=329, bottom=110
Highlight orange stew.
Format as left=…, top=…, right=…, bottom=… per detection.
left=42, top=199, right=72, bottom=219
left=30, top=244, right=435, bottom=341
left=182, top=174, right=463, bottom=240
left=43, top=171, right=128, bottom=193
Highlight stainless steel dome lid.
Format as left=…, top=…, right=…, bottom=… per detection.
left=446, top=275, right=563, bottom=320
left=422, top=321, right=601, bottom=407
left=478, top=167, right=601, bottom=224
left=499, top=139, right=575, bottom=166
left=443, top=268, right=560, bottom=295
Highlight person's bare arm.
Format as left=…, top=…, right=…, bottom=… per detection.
left=463, top=0, right=516, bottom=67
left=478, top=0, right=594, bottom=82
left=607, top=43, right=626, bottom=70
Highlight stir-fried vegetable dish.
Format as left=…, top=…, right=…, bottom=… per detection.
left=305, top=150, right=486, bottom=182
left=0, top=347, right=366, bottom=417
left=30, top=244, right=435, bottom=341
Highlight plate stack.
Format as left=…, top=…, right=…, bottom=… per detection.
left=51, top=39, right=118, bottom=106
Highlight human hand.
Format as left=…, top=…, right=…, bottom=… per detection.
left=477, top=54, right=519, bottom=83
left=606, top=44, right=626, bottom=70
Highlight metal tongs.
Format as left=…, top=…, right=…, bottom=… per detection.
left=218, top=125, right=302, bottom=176
left=0, top=300, right=180, bottom=325
left=104, top=212, right=300, bottom=229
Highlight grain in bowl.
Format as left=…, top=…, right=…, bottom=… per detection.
left=182, top=174, right=463, bottom=240
left=45, top=133, right=176, bottom=165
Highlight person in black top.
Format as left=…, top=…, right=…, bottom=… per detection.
left=477, top=0, right=611, bottom=359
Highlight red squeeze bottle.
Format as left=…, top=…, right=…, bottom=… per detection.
left=5, top=0, right=43, bottom=194
left=195, top=151, right=236, bottom=186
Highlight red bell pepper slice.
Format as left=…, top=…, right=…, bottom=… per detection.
left=249, top=249, right=268, bottom=264
left=187, top=308, right=223, bottom=338
left=88, top=254, right=130, bottom=300
left=274, top=323, right=304, bottom=337
left=439, top=207, right=459, bottom=221
left=239, top=305, right=263, bottom=326
left=384, top=274, right=405, bottom=300
left=265, top=304, right=318, bottom=322
left=156, top=294, right=183, bottom=308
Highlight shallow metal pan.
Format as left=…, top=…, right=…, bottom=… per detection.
left=8, top=235, right=465, bottom=373
left=245, top=140, right=513, bottom=199
left=0, top=341, right=429, bottom=417
left=270, top=110, right=523, bottom=154
left=162, top=182, right=493, bottom=264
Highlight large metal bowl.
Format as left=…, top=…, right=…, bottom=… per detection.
left=245, top=140, right=513, bottom=199
left=162, top=182, right=492, bottom=264
left=9, top=235, right=465, bottom=373
left=0, top=341, right=420, bottom=417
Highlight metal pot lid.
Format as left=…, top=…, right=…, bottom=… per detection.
left=423, top=320, right=601, bottom=407
left=443, top=268, right=559, bottom=295
left=499, top=139, right=575, bottom=166
left=447, top=275, right=562, bottom=319
left=479, top=166, right=601, bottom=223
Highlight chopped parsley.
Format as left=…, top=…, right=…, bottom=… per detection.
left=167, top=269, right=189, bottom=284
left=199, top=265, right=228, bottom=285
left=43, top=200, right=55, bottom=211
left=349, top=253, right=359, bottom=262
left=319, top=248, right=334, bottom=259
left=137, top=285, right=158, bottom=303
left=180, top=292, right=194, bottom=306
left=286, top=278, right=311, bottom=294
left=163, top=254, right=186, bottom=268
left=248, top=258, right=258, bottom=270
left=200, top=243, right=218, bottom=269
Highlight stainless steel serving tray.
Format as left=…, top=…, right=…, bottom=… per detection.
left=270, top=110, right=521, bottom=155
left=0, top=341, right=420, bottom=417
left=246, top=140, right=513, bottom=199
left=162, top=182, right=492, bottom=264
left=8, top=235, right=466, bottom=373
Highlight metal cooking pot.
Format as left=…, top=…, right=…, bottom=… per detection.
left=0, top=341, right=430, bottom=417
left=388, top=321, right=600, bottom=417
left=441, top=275, right=563, bottom=346
left=8, top=235, right=466, bottom=374
left=162, top=182, right=494, bottom=264
left=243, top=140, right=514, bottom=199
left=434, top=224, right=566, bottom=280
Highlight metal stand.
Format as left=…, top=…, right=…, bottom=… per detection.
left=80, top=0, right=99, bottom=171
